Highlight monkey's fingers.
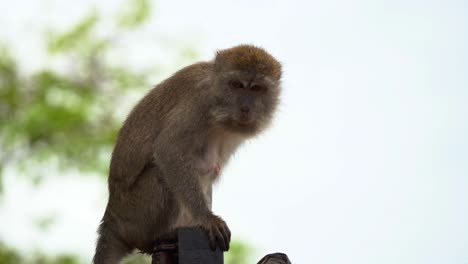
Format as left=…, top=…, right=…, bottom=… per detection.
left=224, top=221, right=231, bottom=242
left=206, top=228, right=217, bottom=251
left=214, top=224, right=229, bottom=251
left=204, top=215, right=230, bottom=251
left=217, top=221, right=231, bottom=251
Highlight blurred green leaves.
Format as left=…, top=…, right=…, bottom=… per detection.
left=48, top=12, right=99, bottom=54
left=225, top=240, right=254, bottom=264
left=121, top=253, right=151, bottom=264
left=117, top=0, right=151, bottom=28
left=0, top=0, right=156, bottom=183
left=0, top=243, right=81, bottom=264
left=0, top=44, right=20, bottom=124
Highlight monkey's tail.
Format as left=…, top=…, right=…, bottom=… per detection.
left=93, top=216, right=132, bottom=264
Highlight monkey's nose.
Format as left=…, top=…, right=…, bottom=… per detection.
left=240, top=106, right=250, bottom=113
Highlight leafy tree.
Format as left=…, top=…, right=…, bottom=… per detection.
left=0, top=0, right=158, bottom=187
left=0, top=242, right=81, bottom=264
left=225, top=240, right=254, bottom=264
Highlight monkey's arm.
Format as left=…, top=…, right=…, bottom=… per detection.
left=153, top=124, right=212, bottom=218
left=153, top=121, right=231, bottom=251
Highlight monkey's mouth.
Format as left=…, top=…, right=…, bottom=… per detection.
left=224, top=117, right=259, bottom=134
left=237, top=113, right=252, bottom=125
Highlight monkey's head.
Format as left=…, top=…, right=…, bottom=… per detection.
left=211, top=45, right=282, bottom=135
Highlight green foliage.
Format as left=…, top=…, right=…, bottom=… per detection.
left=0, top=0, right=155, bottom=181
left=117, top=0, right=151, bottom=29
left=47, top=12, right=99, bottom=54
left=225, top=240, right=254, bottom=264
left=121, top=253, right=151, bottom=264
left=0, top=243, right=80, bottom=264
left=0, top=244, right=21, bottom=264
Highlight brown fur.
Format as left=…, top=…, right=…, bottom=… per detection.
left=93, top=45, right=282, bottom=264
left=215, top=45, right=282, bottom=81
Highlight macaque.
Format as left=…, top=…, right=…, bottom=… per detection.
left=93, top=45, right=282, bottom=263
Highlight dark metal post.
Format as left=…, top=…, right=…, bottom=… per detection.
left=152, top=228, right=223, bottom=264
left=152, top=227, right=291, bottom=264
left=178, top=228, right=224, bottom=264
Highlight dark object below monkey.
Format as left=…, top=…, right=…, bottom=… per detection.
left=257, top=253, right=291, bottom=264
left=152, top=228, right=291, bottom=264
left=152, top=228, right=222, bottom=264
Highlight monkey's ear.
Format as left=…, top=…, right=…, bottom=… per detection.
left=213, top=50, right=232, bottom=73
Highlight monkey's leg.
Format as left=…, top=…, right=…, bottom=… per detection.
left=93, top=223, right=132, bottom=264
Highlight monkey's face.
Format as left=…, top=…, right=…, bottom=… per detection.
left=213, top=71, right=280, bottom=135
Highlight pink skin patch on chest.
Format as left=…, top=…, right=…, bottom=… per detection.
left=214, top=163, right=221, bottom=176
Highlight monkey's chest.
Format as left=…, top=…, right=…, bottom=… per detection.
left=172, top=134, right=243, bottom=229
left=203, top=131, right=244, bottom=170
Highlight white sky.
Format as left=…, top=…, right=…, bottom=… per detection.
left=0, top=0, right=467, bottom=263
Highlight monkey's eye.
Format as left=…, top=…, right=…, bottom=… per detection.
left=250, top=84, right=265, bottom=92
left=229, top=80, right=244, bottom=89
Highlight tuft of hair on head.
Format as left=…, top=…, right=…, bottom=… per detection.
left=214, top=44, right=282, bottom=81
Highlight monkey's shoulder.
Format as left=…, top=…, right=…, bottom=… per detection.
left=170, top=61, right=213, bottom=83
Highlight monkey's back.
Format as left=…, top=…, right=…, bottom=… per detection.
left=101, top=61, right=214, bottom=251
left=108, top=61, right=213, bottom=189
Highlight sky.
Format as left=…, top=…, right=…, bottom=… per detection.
left=1, top=0, right=468, bottom=263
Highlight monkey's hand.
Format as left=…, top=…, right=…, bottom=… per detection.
left=201, top=214, right=231, bottom=251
